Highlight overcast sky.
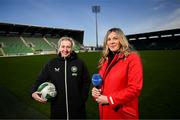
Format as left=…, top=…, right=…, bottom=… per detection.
left=0, top=0, right=180, bottom=46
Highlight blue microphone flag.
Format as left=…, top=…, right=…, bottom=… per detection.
left=92, top=74, right=102, bottom=87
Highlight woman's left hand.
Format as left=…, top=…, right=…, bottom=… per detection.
left=96, top=95, right=109, bottom=105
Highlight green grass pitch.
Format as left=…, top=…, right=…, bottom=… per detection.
left=0, top=50, right=180, bottom=119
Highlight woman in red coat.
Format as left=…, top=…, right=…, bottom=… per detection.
left=92, top=28, right=143, bottom=119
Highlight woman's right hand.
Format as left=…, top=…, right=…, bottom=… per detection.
left=92, top=87, right=101, bottom=99
left=32, top=91, right=47, bottom=103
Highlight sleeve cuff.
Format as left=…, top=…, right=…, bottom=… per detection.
left=108, top=96, right=114, bottom=105
left=108, top=96, right=122, bottom=111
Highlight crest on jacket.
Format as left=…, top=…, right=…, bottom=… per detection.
left=71, top=66, right=78, bottom=76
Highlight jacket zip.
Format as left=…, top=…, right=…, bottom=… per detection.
left=64, top=58, right=69, bottom=120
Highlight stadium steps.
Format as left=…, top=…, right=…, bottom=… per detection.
left=0, top=85, right=47, bottom=119
left=51, top=42, right=58, bottom=49
left=0, top=48, right=5, bottom=56
left=20, top=36, right=36, bottom=52
left=73, top=40, right=86, bottom=52
left=46, top=37, right=59, bottom=49
left=24, top=37, right=55, bottom=51
left=20, top=36, right=29, bottom=47
left=43, top=37, right=54, bottom=48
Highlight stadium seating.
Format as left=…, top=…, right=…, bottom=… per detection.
left=0, top=35, right=85, bottom=56
left=0, top=36, right=33, bottom=55
left=23, top=37, right=55, bottom=51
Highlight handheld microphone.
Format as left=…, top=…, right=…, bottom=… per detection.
left=92, top=74, right=102, bottom=88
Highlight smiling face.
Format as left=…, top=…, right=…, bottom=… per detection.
left=107, top=31, right=121, bottom=52
left=58, top=40, right=72, bottom=58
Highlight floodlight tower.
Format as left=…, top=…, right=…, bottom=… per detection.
left=92, top=5, right=100, bottom=48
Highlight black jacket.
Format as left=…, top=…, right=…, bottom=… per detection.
left=31, top=52, right=90, bottom=119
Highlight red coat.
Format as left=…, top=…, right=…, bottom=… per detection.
left=98, top=52, right=143, bottom=119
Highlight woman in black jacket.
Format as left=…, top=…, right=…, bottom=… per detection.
left=31, top=36, right=90, bottom=119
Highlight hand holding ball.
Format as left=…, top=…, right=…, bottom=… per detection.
left=37, top=82, right=57, bottom=101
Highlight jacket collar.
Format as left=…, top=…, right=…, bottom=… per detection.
left=102, top=52, right=126, bottom=79
left=107, top=52, right=126, bottom=63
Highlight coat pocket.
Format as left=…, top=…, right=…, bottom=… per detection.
left=122, top=106, right=137, bottom=117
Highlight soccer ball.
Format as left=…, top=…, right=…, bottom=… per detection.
left=37, top=82, right=57, bottom=101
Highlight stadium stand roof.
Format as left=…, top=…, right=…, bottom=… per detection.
left=127, top=28, right=180, bottom=40
left=126, top=28, right=180, bottom=50
left=0, top=22, right=84, bottom=44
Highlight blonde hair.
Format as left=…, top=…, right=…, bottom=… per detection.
left=98, top=28, right=131, bottom=67
left=57, top=36, right=75, bottom=49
